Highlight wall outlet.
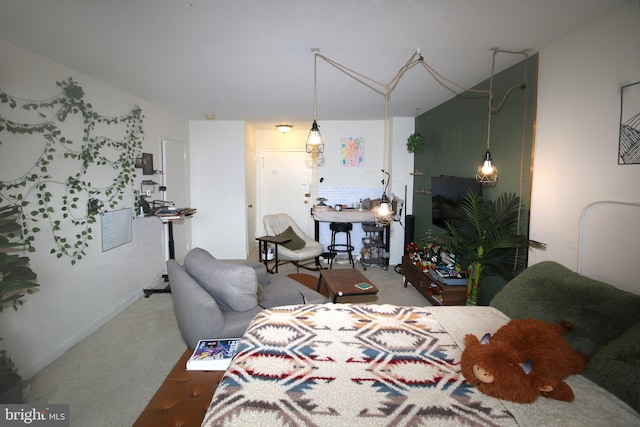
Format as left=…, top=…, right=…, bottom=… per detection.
left=145, top=190, right=151, bottom=197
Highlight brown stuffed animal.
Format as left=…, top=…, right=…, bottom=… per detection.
left=461, top=318, right=589, bottom=403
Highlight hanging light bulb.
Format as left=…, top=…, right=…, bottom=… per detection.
left=378, top=199, right=391, bottom=216
left=374, top=196, right=394, bottom=225
left=476, top=150, right=498, bottom=183
left=305, top=120, right=324, bottom=153
left=476, top=50, right=499, bottom=184
left=305, top=50, right=324, bottom=154
left=374, top=170, right=394, bottom=225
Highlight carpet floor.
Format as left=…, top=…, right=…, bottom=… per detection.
left=26, top=253, right=428, bottom=427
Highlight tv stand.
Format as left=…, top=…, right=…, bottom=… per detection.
left=401, top=256, right=466, bottom=306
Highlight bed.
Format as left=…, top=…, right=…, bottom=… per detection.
left=201, top=303, right=640, bottom=426
left=202, top=201, right=640, bottom=426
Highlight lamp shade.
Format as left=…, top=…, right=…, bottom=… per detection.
left=305, top=120, right=324, bottom=153
left=374, top=194, right=394, bottom=225
left=476, top=150, right=498, bottom=183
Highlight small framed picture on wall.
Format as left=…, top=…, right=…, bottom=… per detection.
left=340, top=137, right=365, bottom=167
left=619, top=81, right=640, bottom=165
left=135, top=152, right=154, bottom=175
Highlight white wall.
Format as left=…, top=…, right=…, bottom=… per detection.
left=388, top=117, right=415, bottom=265
left=314, top=120, right=385, bottom=187
left=253, top=118, right=414, bottom=265
left=0, top=40, right=189, bottom=379
left=529, top=3, right=640, bottom=276
left=190, top=120, right=248, bottom=259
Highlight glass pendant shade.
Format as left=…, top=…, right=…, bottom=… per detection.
left=476, top=150, right=498, bottom=183
left=374, top=194, right=394, bottom=225
left=305, top=120, right=324, bottom=153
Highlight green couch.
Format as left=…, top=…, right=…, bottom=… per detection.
left=491, top=261, right=640, bottom=414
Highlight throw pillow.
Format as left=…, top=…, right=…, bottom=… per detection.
left=184, top=247, right=258, bottom=312
left=277, top=226, right=305, bottom=250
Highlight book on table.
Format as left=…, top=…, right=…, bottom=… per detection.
left=186, top=338, right=242, bottom=371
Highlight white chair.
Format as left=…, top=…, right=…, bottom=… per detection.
left=263, top=213, right=324, bottom=272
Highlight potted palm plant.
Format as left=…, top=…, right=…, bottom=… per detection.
left=0, top=204, right=39, bottom=403
left=425, top=191, right=545, bottom=305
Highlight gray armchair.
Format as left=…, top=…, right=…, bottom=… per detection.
left=167, top=247, right=328, bottom=348
left=263, top=213, right=324, bottom=272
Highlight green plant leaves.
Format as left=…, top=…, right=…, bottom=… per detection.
left=406, top=132, right=426, bottom=153
left=425, top=190, right=545, bottom=281
left=0, top=207, right=39, bottom=314
left=0, top=78, right=144, bottom=263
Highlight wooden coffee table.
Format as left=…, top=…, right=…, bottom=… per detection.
left=317, top=269, right=379, bottom=303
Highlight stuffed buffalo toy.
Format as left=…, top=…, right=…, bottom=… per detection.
left=461, top=318, right=589, bottom=403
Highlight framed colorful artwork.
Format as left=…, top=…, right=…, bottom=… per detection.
left=340, top=137, right=365, bottom=167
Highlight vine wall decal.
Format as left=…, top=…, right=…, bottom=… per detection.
left=0, top=78, right=144, bottom=264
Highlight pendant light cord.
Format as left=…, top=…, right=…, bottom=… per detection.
left=313, top=52, right=318, bottom=121
left=487, top=51, right=497, bottom=152
left=312, top=49, right=530, bottom=241
left=515, top=51, right=529, bottom=272
left=314, top=50, right=495, bottom=182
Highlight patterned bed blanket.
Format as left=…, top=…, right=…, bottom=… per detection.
left=202, top=304, right=640, bottom=427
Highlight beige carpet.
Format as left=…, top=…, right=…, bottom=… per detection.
left=26, top=255, right=428, bottom=427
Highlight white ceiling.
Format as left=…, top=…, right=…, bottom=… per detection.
left=0, top=0, right=630, bottom=129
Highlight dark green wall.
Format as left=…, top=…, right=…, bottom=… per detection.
left=412, top=54, right=538, bottom=304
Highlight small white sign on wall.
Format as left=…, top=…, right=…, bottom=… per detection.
left=101, top=208, right=132, bottom=251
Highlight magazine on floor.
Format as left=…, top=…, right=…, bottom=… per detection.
left=186, top=338, right=242, bottom=371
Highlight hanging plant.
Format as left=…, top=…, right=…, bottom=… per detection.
left=406, top=132, right=426, bottom=153
left=0, top=78, right=144, bottom=264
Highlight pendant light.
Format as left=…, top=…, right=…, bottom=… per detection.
left=306, top=51, right=324, bottom=153
left=476, top=50, right=499, bottom=184
left=375, top=169, right=394, bottom=225
left=375, top=89, right=394, bottom=226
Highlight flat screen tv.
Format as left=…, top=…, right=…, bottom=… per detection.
left=431, top=176, right=482, bottom=229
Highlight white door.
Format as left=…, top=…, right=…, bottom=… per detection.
left=260, top=150, right=313, bottom=235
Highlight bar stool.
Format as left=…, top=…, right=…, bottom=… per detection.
left=327, top=222, right=355, bottom=269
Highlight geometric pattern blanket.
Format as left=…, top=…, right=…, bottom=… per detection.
left=202, top=304, right=518, bottom=426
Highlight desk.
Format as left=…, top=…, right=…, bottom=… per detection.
left=143, top=209, right=196, bottom=297
left=255, top=235, right=291, bottom=274
left=312, top=209, right=375, bottom=238
left=312, top=209, right=390, bottom=270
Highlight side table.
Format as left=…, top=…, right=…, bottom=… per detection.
left=255, top=235, right=291, bottom=274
